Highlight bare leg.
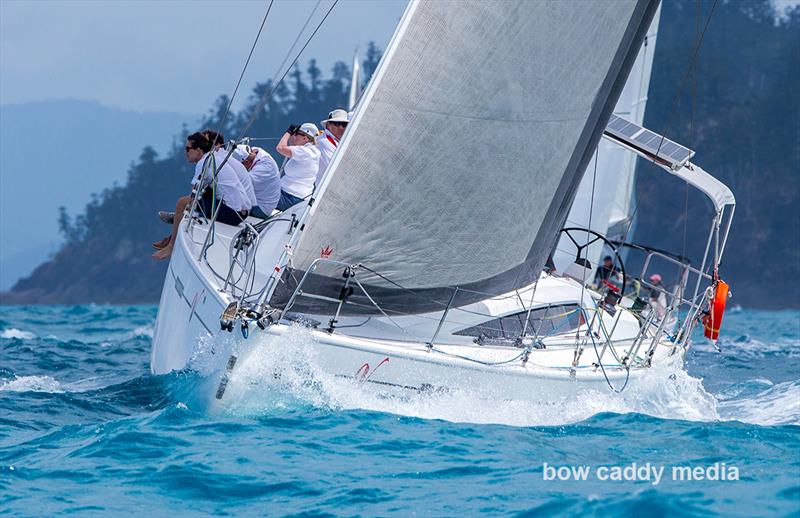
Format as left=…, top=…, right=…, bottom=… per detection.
left=153, top=195, right=191, bottom=260
left=152, top=236, right=170, bottom=249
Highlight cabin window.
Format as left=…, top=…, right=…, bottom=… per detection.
left=454, top=304, right=582, bottom=340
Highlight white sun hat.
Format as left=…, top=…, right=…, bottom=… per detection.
left=232, top=144, right=252, bottom=162
left=320, top=108, right=349, bottom=127
left=298, top=122, right=319, bottom=141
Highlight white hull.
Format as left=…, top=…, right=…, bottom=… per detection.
left=151, top=222, right=682, bottom=402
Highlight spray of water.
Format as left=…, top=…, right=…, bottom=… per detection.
left=193, top=325, right=743, bottom=427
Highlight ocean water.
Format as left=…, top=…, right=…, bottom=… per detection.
left=1, top=305, right=798, bottom=517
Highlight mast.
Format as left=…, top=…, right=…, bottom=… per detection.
left=348, top=49, right=361, bottom=112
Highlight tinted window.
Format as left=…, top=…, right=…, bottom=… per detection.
left=455, top=304, right=582, bottom=340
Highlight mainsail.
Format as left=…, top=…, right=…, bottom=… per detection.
left=555, top=5, right=662, bottom=272
left=272, top=0, right=660, bottom=314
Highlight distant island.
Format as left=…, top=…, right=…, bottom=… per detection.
left=0, top=100, right=196, bottom=290
left=2, top=1, right=798, bottom=309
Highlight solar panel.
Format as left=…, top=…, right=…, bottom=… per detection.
left=604, top=114, right=695, bottom=170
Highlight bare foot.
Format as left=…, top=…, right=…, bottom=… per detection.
left=152, top=236, right=171, bottom=250
left=152, top=245, right=173, bottom=260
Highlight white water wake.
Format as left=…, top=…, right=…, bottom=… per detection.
left=198, top=326, right=734, bottom=427
left=1, top=328, right=37, bottom=340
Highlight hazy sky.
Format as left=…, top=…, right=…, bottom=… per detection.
left=0, top=0, right=407, bottom=114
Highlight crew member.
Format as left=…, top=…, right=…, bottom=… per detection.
left=316, top=108, right=349, bottom=185
left=234, top=145, right=281, bottom=219
left=275, top=123, right=320, bottom=211
left=153, top=132, right=250, bottom=260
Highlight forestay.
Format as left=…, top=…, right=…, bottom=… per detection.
left=272, top=0, right=660, bottom=314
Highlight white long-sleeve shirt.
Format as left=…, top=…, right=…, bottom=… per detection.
left=316, top=129, right=339, bottom=185
left=193, top=152, right=251, bottom=212
left=214, top=149, right=257, bottom=207
left=249, top=147, right=281, bottom=213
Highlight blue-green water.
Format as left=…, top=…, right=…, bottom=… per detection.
left=1, top=306, right=798, bottom=516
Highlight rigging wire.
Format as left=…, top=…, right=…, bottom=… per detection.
left=576, top=146, right=600, bottom=338
left=274, top=0, right=324, bottom=87
left=195, top=0, right=339, bottom=249
left=238, top=0, right=340, bottom=138
left=678, top=0, right=702, bottom=305
left=618, top=0, right=719, bottom=249
left=578, top=147, right=631, bottom=392
left=211, top=0, right=275, bottom=146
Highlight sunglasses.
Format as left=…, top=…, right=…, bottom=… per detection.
left=330, top=121, right=348, bottom=127
left=185, top=145, right=195, bottom=152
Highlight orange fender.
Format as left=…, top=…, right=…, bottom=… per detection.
left=703, top=280, right=729, bottom=341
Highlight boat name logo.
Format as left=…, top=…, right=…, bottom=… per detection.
left=320, top=245, right=333, bottom=259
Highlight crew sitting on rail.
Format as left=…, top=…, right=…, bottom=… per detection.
left=202, top=130, right=259, bottom=214
left=233, top=144, right=281, bottom=219
left=155, top=130, right=258, bottom=226
left=152, top=132, right=251, bottom=260
left=316, top=109, right=349, bottom=185
left=275, top=123, right=320, bottom=211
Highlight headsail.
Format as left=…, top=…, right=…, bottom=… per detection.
left=555, top=5, right=662, bottom=272
left=273, top=0, right=660, bottom=314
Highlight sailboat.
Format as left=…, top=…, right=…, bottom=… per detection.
left=150, top=0, right=735, bottom=401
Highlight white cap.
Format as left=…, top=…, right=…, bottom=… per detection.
left=320, top=108, right=349, bottom=126
left=232, top=144, right=252, bottom=162
left=298, top=123, right=319, bottom=141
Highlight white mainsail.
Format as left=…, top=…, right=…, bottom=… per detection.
left=273, top=0, right=660, bottom=313
left=555, top=5, right=662, bottom=272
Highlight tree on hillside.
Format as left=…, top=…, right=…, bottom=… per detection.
left=3, top=48, right=382, bottom=304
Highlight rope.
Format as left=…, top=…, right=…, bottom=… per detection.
left=583, top=305, right=631, bottom=393
left=678, top=0, right=702, bottom=312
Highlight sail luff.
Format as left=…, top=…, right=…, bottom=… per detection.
left=304, top=0, right=418, bottom=220
left=518, top=0, right=662, bottom=290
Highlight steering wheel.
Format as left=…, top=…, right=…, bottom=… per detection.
left=558, top=227, right=627, bottom=297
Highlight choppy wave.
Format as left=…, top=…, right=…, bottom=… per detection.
left=0, top=375, right=62, bottom=393
left=0, top=305, right=797, bottom=516
left=717, top=379, right=800, bottom=426
left=1, top=328, right=37, bottom=340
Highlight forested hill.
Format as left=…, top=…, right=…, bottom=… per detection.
left=636, top=0, right=799, bottom=308
left=2, top=1, right=798, bottom=308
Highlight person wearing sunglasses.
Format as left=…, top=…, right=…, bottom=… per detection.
left=316, top=109, right=350, bottom=186
left=275, top=122, right=320, bottom=211
left=153, top=132, right=250, bottom=260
